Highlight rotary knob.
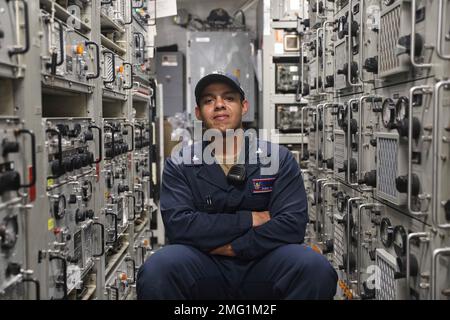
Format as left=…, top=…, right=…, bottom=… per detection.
left=325, top=75, right=334, bottom=88
left=358, top=170, right=377, bottom=187
left=79, top=153, right=90, bottom=167
left=56, top=124, right=69, bottom=136
left=51, top=160, right=65, bottom=176
left=445, top=200, right=450, bottom=221
left=363, top=56, right=378, bottom=74
left=349, top=118, right=358, bottom=134
left=71, top=155, right=83, bottom=170
left=68, top=124, right=82, bottom=138
left=6, top=262, right=22, bottom=277
left=82, top=130, right=94, bottom=142
left=75, top=209, right=86, bottom=224
left=395, top=174, right=420, bottom=196
left=396, top=117, right=421, bottom=140
left=324, top=158, right=334, bottom=170
left=340, top=252, right=356, bottom=272
left=0, top=216, right=18, bottom=250
left=302, top=83, right=310, bottom=96
left=361, top=281, right=376, bottom=300
left=337, top=63, right=348, bottom=75
left=85, top=209, right=95, bottom=220
left=105, top=147, right=114, bottom=158
left=63, top=157, right=74, bottom=173
left=338, top=158, right=357, bottom=174
left=142, top=170, right=151, bottom=177
left=2, top=139, right=19, bottom=157
left=0, top=171, right=21, bottom=194
left=395, top=254, right=419, bottom=279
left=337, top=212, right=354, bottom=230
left=322, top=239, right=334, bottom=254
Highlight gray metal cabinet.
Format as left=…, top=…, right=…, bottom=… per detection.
left=186, top=31, right=256, bottom=122
left=156, top=51, right=185, bottom=118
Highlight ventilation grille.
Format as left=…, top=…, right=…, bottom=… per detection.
left=333, top=213, right=345, bottom=268
left=104, top=54, right=114, bottom=83
left=338, top=0, right=349, bottom=10
left=83, top=224, right=92, bottom=268
left=377, top=137, right=398, bottom=200
left=108, top=285, right=119, bottom=300
left=379, top=6, right=401, bottom=75
left=114, top=0, right=126, bottom=22
left=375, top=249, right=398, bottom=300
left=101, top=4, right=113, bottom=18
left=334, top=131, right=345, bottom=180
left=55, top=24, right=64, bottom=63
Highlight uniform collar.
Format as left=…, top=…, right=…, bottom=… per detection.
left=190, top=136, right=274, bottom=191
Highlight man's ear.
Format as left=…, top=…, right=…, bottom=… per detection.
left=195, top=106, right=203, bottom=120
left=241, top=99, right=249, bottom=116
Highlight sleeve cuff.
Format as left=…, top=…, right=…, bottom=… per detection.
left=236, top=210, right=252, bottom=232
left=230, top=228, right=254, bottom=260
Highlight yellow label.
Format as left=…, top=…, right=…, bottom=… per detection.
left=47, top=179, right=54, bottom=187
left=48, top=218, right=55, bottom=231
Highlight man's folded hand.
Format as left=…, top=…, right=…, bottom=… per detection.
left=252, top=211, right=271, bottom=227
left=209, top=244, right=236, bottom=257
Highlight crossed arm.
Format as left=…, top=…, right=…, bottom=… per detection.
left=160, top=149, right=308, bottom=260
left=209, top=212, right=271, bottom=256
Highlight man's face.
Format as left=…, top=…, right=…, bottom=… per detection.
left=195, top=82, right=249, bottom=133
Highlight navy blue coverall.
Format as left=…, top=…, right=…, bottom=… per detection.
left=137, top=139, right=337, bottom=299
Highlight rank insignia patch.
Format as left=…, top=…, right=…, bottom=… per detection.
left=252, top=178, right=276, bottom=193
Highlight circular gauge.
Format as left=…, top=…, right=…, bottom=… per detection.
left=53, top=195, right=67, bottom=220
left=81, top=180, right=93, bottom=202
left=380, top=217, right=394, bottom=248
left=0, top=216, right=19, bottom=250
left=382, top=98, right=396, bottom=129
left=393, top=225, right=407, bottom=256
left=395, top=96, right=409, bottom=122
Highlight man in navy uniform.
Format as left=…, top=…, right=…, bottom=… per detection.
left=136, top=72, right=337, bottom=299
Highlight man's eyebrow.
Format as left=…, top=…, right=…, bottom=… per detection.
left=222, top=91, right=239, bottom=96
left=201, top=90, right=239, bottom=98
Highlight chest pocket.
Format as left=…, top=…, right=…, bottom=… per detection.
left=193, top=190, right=227, bottom=213
left=246, top=177, right=276, bottom=211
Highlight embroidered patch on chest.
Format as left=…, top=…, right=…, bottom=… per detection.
left=252, top=178, right=276, bottom=193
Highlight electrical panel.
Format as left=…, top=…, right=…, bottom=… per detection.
left=186, top=31, right=256, bottom=122
left=263, top=0, right=450, bottom=300
left=0, top=0, right=162, bottom=300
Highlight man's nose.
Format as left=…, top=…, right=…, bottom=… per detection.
left=214, top=96, right=226, bottom=110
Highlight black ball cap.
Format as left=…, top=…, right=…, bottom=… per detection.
left=195, top=71, right=245, bottom=106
